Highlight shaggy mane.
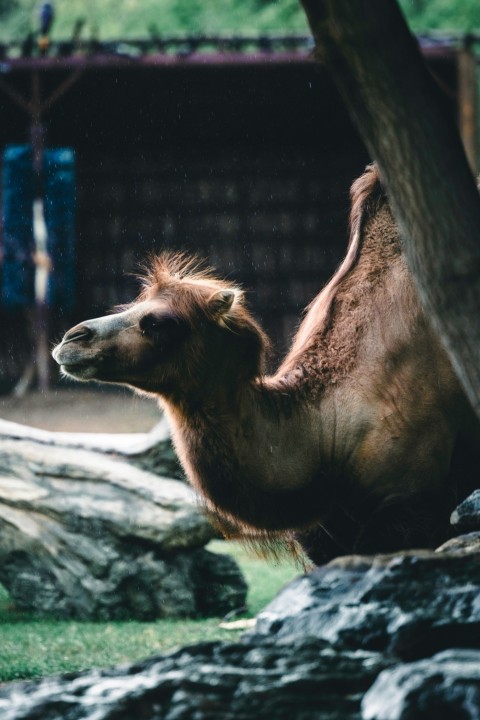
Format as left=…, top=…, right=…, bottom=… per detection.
left=139, top=251, right=242, bottom=298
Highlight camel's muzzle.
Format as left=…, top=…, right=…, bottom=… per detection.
left=60, top=324, right=95, bottom=345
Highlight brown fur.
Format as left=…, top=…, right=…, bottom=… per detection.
left=52, top=164, right=480, bottom=564
left=278, top=164, right=402, bottom=390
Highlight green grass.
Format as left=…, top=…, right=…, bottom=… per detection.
left=0, top=540, right=300, bottom=682
left=0, top=0, right=307, bottom=44
left=1, top=0, right=478, bottom=45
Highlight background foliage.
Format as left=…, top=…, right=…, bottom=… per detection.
left=398, top=0, right=480, bottom=31
left=0, top=0, right=478, bottom=44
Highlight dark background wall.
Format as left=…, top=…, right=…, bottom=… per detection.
left=0, top=52, right=457, bottom=390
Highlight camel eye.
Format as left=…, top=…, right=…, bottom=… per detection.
left=140, top=314, right=162, bottom=335
left=140, top=313, right=185, bottom=347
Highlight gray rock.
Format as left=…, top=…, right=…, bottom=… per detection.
left=1, top=536, right=480, bottom=719
left=362, top=649, right=480, bottom=720
left=250, top=549, right=480, bottom=660
left=451, top=489, right=480, bottom=530
left=193, top=548, right=248, bottom=617
left=0, top=416, right=183, bottom=479
left=436, top=531, right=480, bottom=555
left=0, top=423, right=246, bottom=619
left=0, top=640, right=390, bottom=720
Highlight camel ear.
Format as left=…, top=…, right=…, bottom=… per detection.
left=208, top=289, right=236, bottom=318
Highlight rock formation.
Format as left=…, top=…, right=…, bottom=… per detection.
left=0, top=492, right=479, bottom=718
left=0, top=419, right=246, bottom=620
left=362, top=649, right=480, bottom=720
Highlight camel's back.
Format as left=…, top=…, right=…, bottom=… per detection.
left=280, top=170, right=475, bottom=502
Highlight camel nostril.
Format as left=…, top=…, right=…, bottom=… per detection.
left=63, top=325, right=94, bottom=345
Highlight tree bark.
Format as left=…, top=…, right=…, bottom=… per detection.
left=457, top=41, right=478, bottom=174
left=300, top=0, right=480, bottom=417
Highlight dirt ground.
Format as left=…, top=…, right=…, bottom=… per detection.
left=0, top=384, right=162, bottom=433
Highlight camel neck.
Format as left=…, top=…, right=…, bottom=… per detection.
left=162, top=378, right=337, bottom=532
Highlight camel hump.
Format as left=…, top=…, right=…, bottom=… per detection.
left=348, top=163, right=386, bottom=252
left=277, top=164, right=389, bottom=375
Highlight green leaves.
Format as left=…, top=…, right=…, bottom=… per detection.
left=399, top=0, right=480, bottom=31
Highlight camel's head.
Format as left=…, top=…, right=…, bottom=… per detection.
left=52, top=253, right=269, bottom=398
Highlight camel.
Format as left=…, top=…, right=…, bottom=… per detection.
left=52, top=164, right=480, bottom=564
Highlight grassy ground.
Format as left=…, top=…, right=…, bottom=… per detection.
left=0, top=540, right=301, bottom=683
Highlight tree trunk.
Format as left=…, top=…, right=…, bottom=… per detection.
left=300, top=0, right=480, bottom=418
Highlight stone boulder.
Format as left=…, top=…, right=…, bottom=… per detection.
left=1, top=525, right=480, bottom=717
left=451, top=488, right=480, bottom=531
left=0, top=640, right=391, bottom=720
left=0, top=419, right=247, bottom=620
left=249, top=541, right=480, bottom=660
left=362, top=649, right=480, bottom=720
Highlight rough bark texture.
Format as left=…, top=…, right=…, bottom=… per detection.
left=0, top=419, right=247, bottom=619
left=0, top=498, right=480, bottom=718
left=301, top=0, right=480, bottom=417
